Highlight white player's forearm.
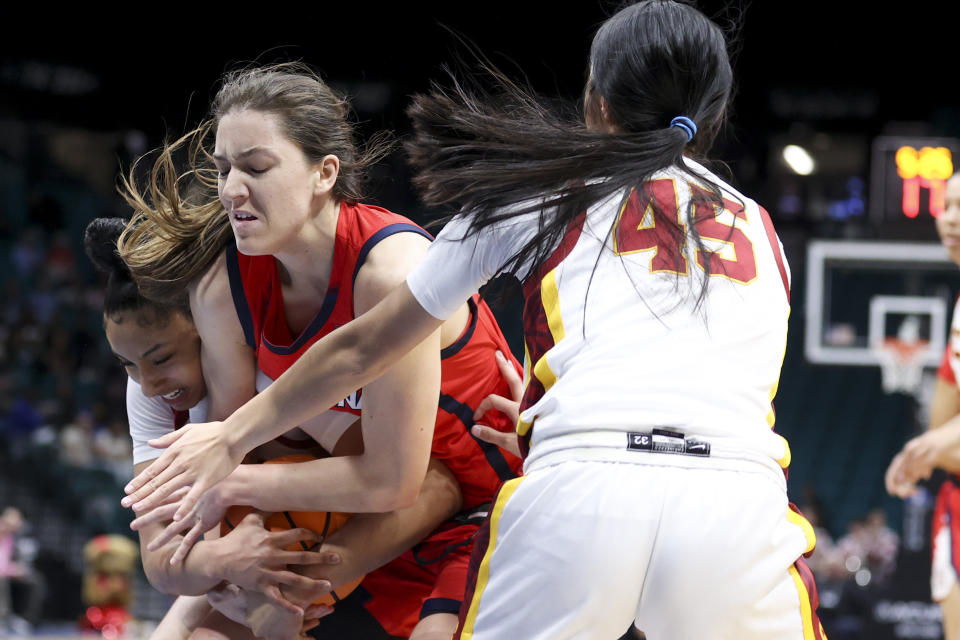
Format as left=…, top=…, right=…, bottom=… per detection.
left=148, top=596, right=211, bottom=640
left=142, top=536, right=230, bottom=596
left=222, top=453, right=420, bottom=513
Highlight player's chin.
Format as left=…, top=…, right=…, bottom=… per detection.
left=166, top=387, right=201, bottom=412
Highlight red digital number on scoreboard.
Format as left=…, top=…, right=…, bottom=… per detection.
left=894, top=146, right=953, bottom=218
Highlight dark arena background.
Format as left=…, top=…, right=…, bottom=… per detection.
left=1, top=2, right=958, bottom=638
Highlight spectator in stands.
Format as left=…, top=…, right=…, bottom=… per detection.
left=0, top=507, right=45, bottom=633
left=60, top=408, right=97, bottom=468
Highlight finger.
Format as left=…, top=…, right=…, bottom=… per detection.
left=302, top=604, right=334, bottom=621
left=471, top=424, right=516, bottom=450
left=169, top=519, right=206, bottom=565
left=146, top=516, right=194, bottom=552
left=271, top=571, right=332, bottom=593
left=893, top=483, right=918, bottom=499
left=152, top=485, right=191, bottom=508
left=270, top=527, right=319, bottom=548
left=124, top=451, right=175, bottom=496
left=261, top=585, right=303, bottom=616
left=173, top=482, right=212, bottom=522
left=148, top=426, right=189, bottom=449
left=123, top=464, right=187, bottom=509
left=239, top=511, right=268, bottom=528
left=278, top=550, right=339, bottom=566
left=473, top=394, right=518, bottom=421
left=130, top=502, right=179, bottom=531
left=495, top=350, right=523, bottom=399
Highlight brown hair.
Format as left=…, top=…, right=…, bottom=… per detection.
left=119, top=62, right=392, bottom=301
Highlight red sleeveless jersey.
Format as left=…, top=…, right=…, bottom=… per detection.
left=226, top=201, right=522, bottom=508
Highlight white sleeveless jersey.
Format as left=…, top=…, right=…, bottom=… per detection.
left=407, top=160, right=792, bottom=467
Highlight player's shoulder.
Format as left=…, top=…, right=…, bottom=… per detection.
left=349, top=203, right=431, bottom=288
left=355, top=231, right=431, bottom=301
left=190, top=249, right=231, bottom=308
left=679, top=158, right=763, bottom=214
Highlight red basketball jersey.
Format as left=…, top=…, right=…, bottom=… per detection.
left=226, top=201, right=523, bottom=508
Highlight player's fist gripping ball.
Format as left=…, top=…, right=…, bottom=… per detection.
left=220, top=454, right=364, bottom=606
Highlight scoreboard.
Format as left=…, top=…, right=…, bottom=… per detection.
left=870, top=136, right=959, bottom=236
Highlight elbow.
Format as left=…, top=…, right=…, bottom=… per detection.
left=367, top=482, right=421, bottom=512
left=342, top=331, right=391, bottom=387
left=141, top=548, right=207, bottom=597
left=143, top=558, right=178, bottom=596
left=360, top=465, right=423, bottom=512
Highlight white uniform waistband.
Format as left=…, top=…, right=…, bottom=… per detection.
left=524, top=429, right=788, bottom=492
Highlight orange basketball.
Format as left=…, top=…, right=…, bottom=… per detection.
left=220, top=454, right=364, bottom=607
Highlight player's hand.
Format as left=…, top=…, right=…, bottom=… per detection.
left=886, top=426, right=960, bottom=498
left=245, top=589, right=310, bottom=640
left=281, top=557, right=340, bottom=607
left=214, top=513, right=334, bottom=613
left=206, top=583, right=248, bottom=626
left=301, top=602, right=335, bottom=634
left=472, top=350, right=523, bottom=458
left=133, top=480, right=231, bottom=564
left=121, top=420, right=243, bottom=522
left=207, top=583, right=332, bottom=637
left=884, top=450, right=918, bottom=498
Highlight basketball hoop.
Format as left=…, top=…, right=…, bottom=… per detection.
left=873, top=337, right=929, bottom=396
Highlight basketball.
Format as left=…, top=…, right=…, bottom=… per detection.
left=220, top=454, right=364, bottom=607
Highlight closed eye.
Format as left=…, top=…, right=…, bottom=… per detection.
left=153, top=354, right=173, bottom=366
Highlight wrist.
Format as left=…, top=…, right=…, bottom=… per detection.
left=220, top=465, right=253, bottom=508
left=202, top=538, right=233, bottom=584
left=225, top=398, right=271, bottom=456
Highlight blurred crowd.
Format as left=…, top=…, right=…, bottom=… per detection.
left=0, top=506, right=45, bottom=634
left=2, top=222, right=133, bottom=481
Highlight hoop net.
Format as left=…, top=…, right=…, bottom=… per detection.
left=873, top=337, right=929, bottom=396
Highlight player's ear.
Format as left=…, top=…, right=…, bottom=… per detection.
left=313, top=155, right=339, bottom=196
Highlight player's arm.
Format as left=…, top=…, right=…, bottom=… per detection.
left=190, top=251, right=258, bottom=421
left=134, top=460, right=328, bottom=602
left=912, top=378, right=960, bottom=472
left=284, top=454, right=462, bottom=597
left=887, top=377, right=960, bottom=496
left=127, top=232, right=446, bottom=518
left=225, top=233, right=441, bottom=513
left=125, top=210, right=516, bottom=521
left=215, top=454, right=462, bottom=640
left=147, top=595, right=210, bottom=640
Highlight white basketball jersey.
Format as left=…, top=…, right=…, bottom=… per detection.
left=408, top=160, right=792, bottom=467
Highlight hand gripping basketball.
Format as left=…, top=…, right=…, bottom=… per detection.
left=122, top=420, right=244, bottom=523
left=219, top=455, right=365, bottom=607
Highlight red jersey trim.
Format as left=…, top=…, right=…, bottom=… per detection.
left=521, top=210, right=587, bottom=299
left=757, top=205, right=790, bottom=302
left=940, top=342, right=956, bottom=384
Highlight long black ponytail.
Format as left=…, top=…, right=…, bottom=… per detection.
left=406, top=0, right=734, bottom=301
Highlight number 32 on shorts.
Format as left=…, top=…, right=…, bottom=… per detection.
left=613, top=179, right=758, bottom=284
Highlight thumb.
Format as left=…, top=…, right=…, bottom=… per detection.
left=148, top=427, right=189, bottom=449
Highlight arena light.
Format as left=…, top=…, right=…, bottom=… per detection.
left=783, top=145, right=816, bottom=176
